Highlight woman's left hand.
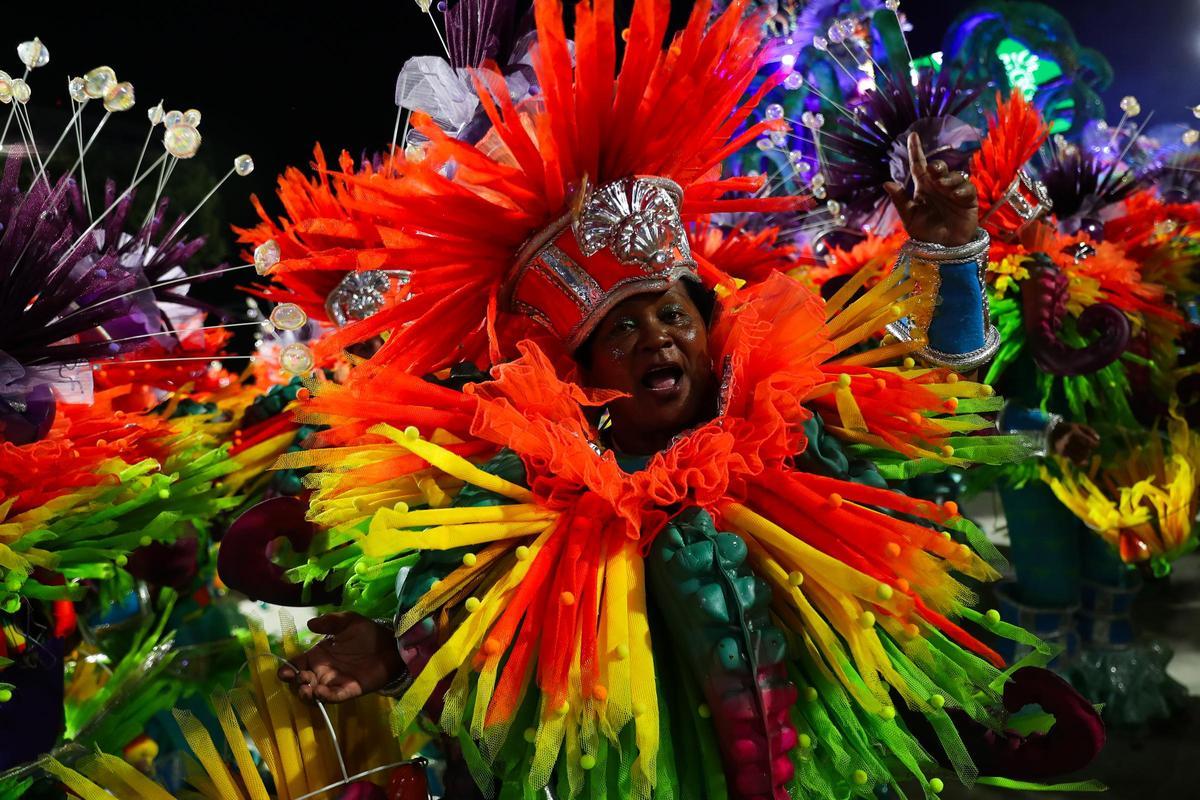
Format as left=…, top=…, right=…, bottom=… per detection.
left=884, top=132, right=979, bottom=247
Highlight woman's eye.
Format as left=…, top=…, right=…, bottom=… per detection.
left=609, top=319, right=636, bottom=335
left=661, top=307, right=686, bottom=323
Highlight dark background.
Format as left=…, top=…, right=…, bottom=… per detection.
left=3, top=0, right=1198, bottom=265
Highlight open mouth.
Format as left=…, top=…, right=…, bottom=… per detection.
left=641, top=363, right=684, bottom=393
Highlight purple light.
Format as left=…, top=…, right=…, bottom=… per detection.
left=781, top=53, right=797, bottom=68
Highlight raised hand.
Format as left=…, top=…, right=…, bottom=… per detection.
left=276, top=611, right=405, bottom=703
left=884, top=132, right=979, bottom=247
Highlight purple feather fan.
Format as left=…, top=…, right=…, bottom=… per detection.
left=1036, top=143, right=1142, bottom=234
left=0, top=153, right=214, bottom=443
left=826, top=71, right=982, bottom=228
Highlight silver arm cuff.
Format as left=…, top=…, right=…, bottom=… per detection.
left=887, top=228, right=1000, bottom=373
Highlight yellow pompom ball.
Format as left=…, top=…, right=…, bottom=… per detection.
left=464, top=597, right=482, bottom=613
left=580, top=754, right=597, bottom=770
left=788, top=571, right=804, bottom=586
left=930, top=778, right=945, bottom=793
left=985, top=608, right=1002, bottom=624
left=929, top=694, right=946, bottom=710
left=852, top=769, right=869, bottom=785
left=515, top=546, right=531, bottom=561
left=876, top=584, right=894, bottom=601
left=462, top=552, right=477, bottom=567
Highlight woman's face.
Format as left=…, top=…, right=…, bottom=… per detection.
left=581, top=282, right=716, bottom=455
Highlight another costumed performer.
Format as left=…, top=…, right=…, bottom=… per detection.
left=212, top=1, right=1105, bottom=798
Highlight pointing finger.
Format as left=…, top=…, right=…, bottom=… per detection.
left=907, top=132, right=928, bottom=183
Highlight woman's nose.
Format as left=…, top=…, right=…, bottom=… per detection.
left=639, top=321, right=673, bottom=351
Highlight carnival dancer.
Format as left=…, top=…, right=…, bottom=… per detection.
left=205, top=2, right=1112, bottom=798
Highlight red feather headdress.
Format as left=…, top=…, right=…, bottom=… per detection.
left=248, top=0, right=805, bottom=373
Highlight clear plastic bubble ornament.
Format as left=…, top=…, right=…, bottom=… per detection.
left=234, top=154, right=255, bottom=176
left=183, top=108, right=202, bottom=127
left=764, top=103, right=785, bottom=121
left=17, top=38, right=49, bottom=69
left=10, top=79, right=29, bottom=104
left=404, top=142, right=426, bottom=162
left=163, top=109, right=183, bottom=127
left=769, top=129, right=788, bottom=146
left=254, top=239, right=281, bottom=275
left=756, top=137, right=773, bottom=151
left=83, top=66, right=116, bottom=99
left=0, top=72, right=12, bottom=104
left=826, top=199, right=842, bottom=216
left=827, top=23, right=846, bottom=45
left=68, top=76, right=86, bottom=102
left=269, top=303, right=307, bottom=331
left=783, top=72, right=804, bottom=91
left=103, top=81, right=134, bottom=112
left=1119, top=95, right=1140, bottom=116
left=147, top=102, right=164, bottom=125
left=163, top=125, right=201, bottom=158
left=885, top=0, right=901, bottom=10
left=801, top=110, right=825, bottom=128
left=1193, top=104, right=1200, bottom=119
left=813, top=35, right=829, bottom=51
left=279, top=343, right=315, bottom=375
left=1183, top=129, right=1199, bottom=146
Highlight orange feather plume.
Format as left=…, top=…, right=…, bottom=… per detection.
left=253, top=0, right=804, bottom=376
left=970, top=92, right=1049, bottom=238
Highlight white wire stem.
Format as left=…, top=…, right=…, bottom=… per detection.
left=96, top=354, right=257, bottom=367
left=820, top=46, right=866, bottom=89
left=56, top=260, right=253, bottom=325
left=30, top=100, right=88, bottom=190
left=889, top=7, right=915, bottom=68
left=1109, top=111, right=1155, bottom=170
left=129, top=115, right=157, bottom=192
left=161, top=165, right=237, bottom=245
left=424, top=10, right=452, bottom=61
left=99, top=320, right=265, bottom=347
left=9, top=148, right=169, bottom=296
left=791, top=83, right=858, bottom=126
left=842, top=39, right=894, bottom=90
left=142, top=155, right=180, bottom=230
left=13, top=102, right=49, bottom=181
left=0, top=66, right=30, bottom=147
left=245, top=648, right=427, bottom=800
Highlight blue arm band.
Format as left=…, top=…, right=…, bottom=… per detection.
left=926, top=260, right=985, bottom=355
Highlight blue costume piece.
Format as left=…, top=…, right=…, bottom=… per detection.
left=927, top=260, right=987, bottom=355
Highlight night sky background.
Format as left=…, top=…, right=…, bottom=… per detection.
left=3, top=0, right=1198, bottom=302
